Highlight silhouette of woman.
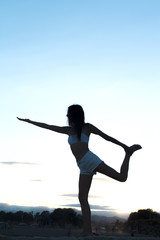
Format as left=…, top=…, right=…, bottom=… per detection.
left=17, top=104, right=142, bottom=236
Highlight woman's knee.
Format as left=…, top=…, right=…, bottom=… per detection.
left=119, top=175, right=127, bottom=182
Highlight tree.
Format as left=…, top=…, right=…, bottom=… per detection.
left=23, top=212, right=34, bottom=224
left=127, top=209, right=160, bottom=236
left=50, top=208, right=82, bottom=228
left=39, top=211, right=50, bottom=226
left=0, top=208, right=82, bottom=228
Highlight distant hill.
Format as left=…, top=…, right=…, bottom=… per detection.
left=91, top=214, right=126, bottom=224
left=0, top=203, right=54, bottom=214
left=0, top=203, right=127, bottom=223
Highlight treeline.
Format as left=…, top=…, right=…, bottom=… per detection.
left=0, top=208, right=82, bottom=228
left=1, top=207, right=160, bottom=236
left=126, top=208, right=160, bottom=236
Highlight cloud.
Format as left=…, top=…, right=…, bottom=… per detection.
left=62, top=203, right=80, bottom=208
left=61, top=203, right=117, bottom=216
left=30, top=179, right=42, bottom=182
left=62, top=203, right=116, bottom=211
left=0, top=203, right=54, bottom=213
left=90, top=204, right=116, bottom=211
left=94, top=177, right=113, bottom=183
left=60, top=194, right=77, bottom=198
left=90, top=195, right=103, bottom=199
left=0, top=161, right=38, bottom=166
left=60, top=193, right=103, bottom=199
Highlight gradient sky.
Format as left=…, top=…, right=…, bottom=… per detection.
left=0, top=0, right=160, bottom=217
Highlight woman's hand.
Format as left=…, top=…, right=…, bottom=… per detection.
left=17, top=117, right=30, bottom=123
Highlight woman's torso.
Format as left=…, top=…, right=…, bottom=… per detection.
left=68, top=123, right=90, bottom=162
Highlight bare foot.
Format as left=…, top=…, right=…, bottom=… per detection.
left=127, top=144, right=142, bottom=156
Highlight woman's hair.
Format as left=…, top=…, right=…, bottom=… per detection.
left=67, top=104, right=85, bottom=139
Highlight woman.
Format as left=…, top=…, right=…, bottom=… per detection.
left=17, top=104, right=141, bottom=236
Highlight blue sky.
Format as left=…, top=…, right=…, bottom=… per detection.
left=0, top=0, right=160, bottom=217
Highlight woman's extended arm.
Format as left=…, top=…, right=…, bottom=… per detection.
left=17, top=118, right=70, bottom=134
left=89, top=123, right=128, bottom=150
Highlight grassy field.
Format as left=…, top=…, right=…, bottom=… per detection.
left=0, top=226, right=159, bottom=240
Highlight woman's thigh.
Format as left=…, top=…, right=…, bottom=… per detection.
left=95, top=162, right=121, bottom=181
left=79, top=174, right=93, bottom=199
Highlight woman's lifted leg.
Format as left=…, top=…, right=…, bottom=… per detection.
left=96, top=144, right=142, bottom=182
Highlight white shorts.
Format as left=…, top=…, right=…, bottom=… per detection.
left=77, top=150, right=103, bottom=175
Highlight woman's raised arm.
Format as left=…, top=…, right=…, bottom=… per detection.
left=88, top=123, right=128, bottom=150
left=17, top=117, right=70, bottom=134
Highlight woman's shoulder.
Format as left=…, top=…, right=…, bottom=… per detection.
left=85, top=123, right=101, bottom=135
left=83, top=123, right=94, bottom=133
left=84, top=123, right=94, bottom=129
left=84, top=122, right=90, bottom=129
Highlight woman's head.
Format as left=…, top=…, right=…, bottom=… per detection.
left=67, top=104, right=85, bottom=138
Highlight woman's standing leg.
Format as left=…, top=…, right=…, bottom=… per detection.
left=78, top=174, right=93, bottom=236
